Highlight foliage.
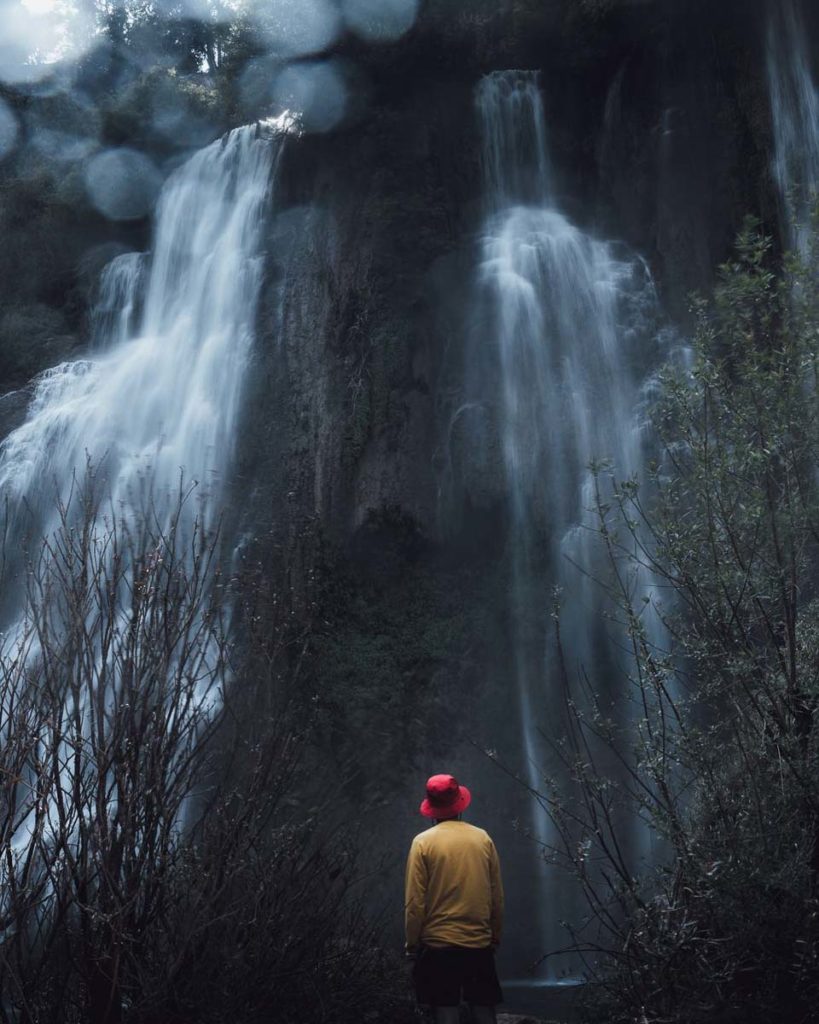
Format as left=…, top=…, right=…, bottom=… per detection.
left=74, top=0, right=243, bottom=73
left=543, top=219, right=819, bottom=1024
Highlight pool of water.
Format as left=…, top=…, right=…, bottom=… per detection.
left=501, top=979, right=586, bottom=1020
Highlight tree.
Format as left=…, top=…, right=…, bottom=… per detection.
left=543, top=219, right=819, bottom=1024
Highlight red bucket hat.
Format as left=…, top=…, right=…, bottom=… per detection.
left=420, top=773, right=471, bottom=819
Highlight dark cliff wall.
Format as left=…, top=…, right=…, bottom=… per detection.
left=0, top=0, right=790, bottom=523
left=241, top=79, right=477, bottom=543
left=0, top=0, right=796, bottom=787
left=224, top=5, right=800, bottom=965
left=239, top=0, right=783, bottom=562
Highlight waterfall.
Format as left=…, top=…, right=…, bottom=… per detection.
left=90, top=252, right=147, bottom=350
left=0, top=125, right=284, bottom=920
left=477, top=71, right=552, bottom=211
left=0, top=125, right=281, bottom=577
left=768, top=0, right=819, bottom=254
left=473, top=70, right=665, bottom=978
left=0, top=122, right=282, bottom=864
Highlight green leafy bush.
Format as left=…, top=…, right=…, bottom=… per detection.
left=546, top=220, right=819, bottom=1024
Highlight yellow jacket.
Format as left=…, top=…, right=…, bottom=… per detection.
left=404, top=819, right=504, bottom=952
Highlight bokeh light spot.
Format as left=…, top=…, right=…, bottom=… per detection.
left=149, top=79, right=216, bottom=150
left=84, top=148, right=162, bottom=221
left=259, top=0, right=342, bottom=57
left=1, top=0, right=64, bottom=82
left=342, top=0, right=419, bottom=42
left=0, top=0, right=95, bottom=84
left=238, top=55, right=282, bottom=116
left=0, top=98, right=19, bottom=160
left=273, top=61, right=348, bottom=134
left=32, top=128, right=94, bottom=163
left=20, top=0, right=56, bottom=14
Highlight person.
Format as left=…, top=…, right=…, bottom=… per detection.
left=404, top=773, right=504, bottom=1024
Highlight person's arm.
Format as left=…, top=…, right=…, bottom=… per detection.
left=404, top=838, right=427, bottom=955
left=489, top=839, right=504, bottom=947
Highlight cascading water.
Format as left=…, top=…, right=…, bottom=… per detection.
left=0, top=124, right=281, bottom=590
left=90, top=252, right=146, bottom=350
left=0, top=121, right=283, bottom=876
left=0, top=124, right=284, bottom=936
left=768, top=0, right=819, bottom=255
left=472, top=70, right=666, bottom=979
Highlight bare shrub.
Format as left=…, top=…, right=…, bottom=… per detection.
left=0, top=476, right=410, bottom=1024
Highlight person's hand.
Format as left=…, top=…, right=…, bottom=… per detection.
left=402, top=953, right=417, bottom=987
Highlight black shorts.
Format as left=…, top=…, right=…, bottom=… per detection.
left=413, top=945, right=503, bottom=1007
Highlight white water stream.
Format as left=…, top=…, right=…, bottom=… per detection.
left=768, top=0, right=819, bottom=255
left=475, top=70, right=666, bottom=973
left=0, top=122, right=282, bottom=900
left=0, top=125, right=280, bottom=564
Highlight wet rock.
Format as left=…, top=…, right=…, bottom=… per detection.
left=497, top=1014, right=549, bottom=1024
left=0, top=387, right=30, bottom=439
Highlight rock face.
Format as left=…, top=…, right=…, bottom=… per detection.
left=0, top=0, right=789, bottom=556
left=0, top=388, right=29, bottom=439
left=221, top=0, right=804, bottom=979
left=497, top=1016, right=549, bottom=1024
left=240, top=78, right=481, bottom=547
left=238, top=0, right=782, bottom=561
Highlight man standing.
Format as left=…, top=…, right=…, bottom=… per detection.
left=404, top=773, right=504, bottom=1024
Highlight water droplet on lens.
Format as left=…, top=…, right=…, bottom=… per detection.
left=84, top=148, right=162, bottom=221
left=342, top=0, right=419, bottom=42
left=261, top=0, right=342, bottom=57
left=238, top=55, right=282, bottom=115
left=32, top=128, right=94, bottom=163
left=273, top=61, right=347, bottom=133
left=0, top=98, right=19, bottom=159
